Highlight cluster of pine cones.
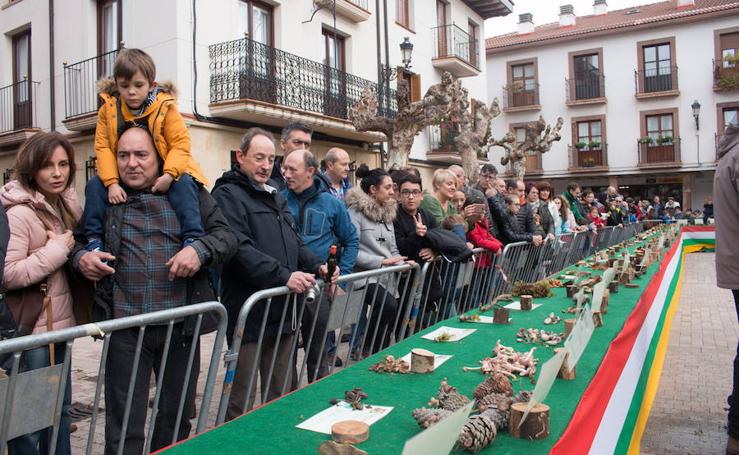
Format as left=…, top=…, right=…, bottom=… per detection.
left=411, top=375, right=531, bottom=453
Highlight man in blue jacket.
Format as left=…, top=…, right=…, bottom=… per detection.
left=282, top=149, right=359, bottom=380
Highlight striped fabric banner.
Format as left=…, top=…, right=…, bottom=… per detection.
left=551, top=225, right=716, bottom=454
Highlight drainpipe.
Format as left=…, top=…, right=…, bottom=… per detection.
left=48, top=0, right=55, bottom=131
left=375, top=0, right=383, bottom=114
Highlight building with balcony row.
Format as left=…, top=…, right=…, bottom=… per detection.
left=485, top=0, right=739, bottom=210
left=0, top=0, right=512, bottom=196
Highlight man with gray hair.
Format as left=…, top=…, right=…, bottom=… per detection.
left=270, top=122, right=314, bottom=190
left=281, top=149, right=359, bottom=381
left=323, top=147, right=352, bottom=200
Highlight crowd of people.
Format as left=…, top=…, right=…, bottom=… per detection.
left=0, top=48, right=714, bottom=455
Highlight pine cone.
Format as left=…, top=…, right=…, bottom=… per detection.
left=411, top=407, right=452, bottom=428
left=456, top=414, right=497, bottom=453
left=479, top=408, right=508, bottom=431
left=431, top=378, right=470, bottom=411
left=476, top=393, right=512, bottom=414
left=473, top=373, right=513, bottom=399
left=513, top=390, right=532, bottom=403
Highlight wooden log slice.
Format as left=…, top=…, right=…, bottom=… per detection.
left=555, top=348, right=576, bottom=380
left=331, top=420, right=369, bottom=445
left=520, top=295, right=533, bottom=311
left=509, top=402, right=550, bottom=440
left=600, top=289, right=610, bottom=314
left=410, top=348, right=435, bottom=374
left=493, top=307, right=510, bottom=324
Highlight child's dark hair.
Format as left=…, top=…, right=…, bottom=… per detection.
left=355, top=164, right=389, bottom=194
left=396, top=172, right=422, bottom=191
left=113, top=48, right=156, bottom=83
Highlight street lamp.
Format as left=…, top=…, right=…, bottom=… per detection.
left=382, top=37, right=414, bottom=81
left=692, top=100, right=701, bottom=130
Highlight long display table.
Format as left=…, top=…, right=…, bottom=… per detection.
left=160, top=226, right=715, bottom=454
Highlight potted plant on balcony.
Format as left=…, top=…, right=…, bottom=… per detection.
left=575, top=141, right=588, bottom=150
left=588, top=140, right=601, bottom=150
left=638, top=136, right=654, bottom=146
left=657, top=135, right=673, bottom=145
left=582, top=157, right=596, bottom=167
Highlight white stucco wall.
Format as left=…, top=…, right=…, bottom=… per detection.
left=485, top=11, right=739, bottom=176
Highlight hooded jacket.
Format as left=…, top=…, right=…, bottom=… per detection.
left=1, top=182, right=82, bottom=334
left=345, top=187, right=402, bottom=291
left=563, top=190, right=587, bottom=225
left=212, top=168, right=323, bottom=342
left=714, top=124, right=739, bottom=289
left=95, top=79, right=208, bottom=187
left=281, top=175, right=359, bottom=275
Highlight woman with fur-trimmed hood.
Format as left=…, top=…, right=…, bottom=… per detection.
left=345, top=165, right=408, bottom=356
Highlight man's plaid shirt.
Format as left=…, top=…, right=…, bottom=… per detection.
left=112, top=192, right=187, bottom=318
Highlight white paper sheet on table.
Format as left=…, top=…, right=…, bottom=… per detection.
left=401, top=401, right=474, bottom=455
left=591, top=281, right=606, bottom=311
left=521, top=349, right=566, bottom=425
left=503, top=301, right=542, bottom=311
left=400, top=352, right=453, bottom=369
left=561, top=274, right=577, bottom=280
left=296, top=401, right=393, bottom=434
left=421, top=326, right=476, bottom=342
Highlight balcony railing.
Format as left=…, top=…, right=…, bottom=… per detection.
left=566, top=72, right=605, bottom=102
left=63, top=49, right=119, bottom=119
left=503, top=83, right=540, bottom=109
left=713, top=59, right=739, bottom=91
left=635, top=66, right=678, bottom=95
left=431, top=24, right=479, bottom=70
left=568, top=144, right=607, bottom=168
left=638, top=137, right=681, bottom=164
left=0, top=80, right=40, bottom=134
left=209, top=36, right=396, bottom=120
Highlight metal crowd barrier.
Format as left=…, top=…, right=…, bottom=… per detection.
left=216, top=263, right=420, bottom=424
left=0, top=301, right=227, bottom=455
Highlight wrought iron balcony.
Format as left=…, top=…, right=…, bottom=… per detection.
left=566, top=72, right=605, bottom=103
left=431, top=24, right=480, bottom=77
left=713, top=59, right=739, bottom=91
left=502, top=83, right=540, bottom=110
left=638, top=137, right=681, bottom=165
left=568, top=144, right=607, bottom=169
left=209, top=36, right=396, bottom=122
left=0, top=80, right=40, bottom=135
left=634, top=66, right=679, bottom=96
left=63, top=49, right=119, bottom=125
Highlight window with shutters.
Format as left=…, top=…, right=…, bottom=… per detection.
left=636, top=37, right=678, bottom=96
left=639, top=109, right=680, bottom=164
left=398, top=70, right=420, bottom=102
left=570, top=115, right=607, bottom=168
left=505, top=59, right=539, bottom=109
left=396, top=0, right=414, bottom=31
left=714, top=28, right=739, bottom=91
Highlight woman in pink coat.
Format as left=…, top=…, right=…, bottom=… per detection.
left=1, top=132, right=81, bottom=455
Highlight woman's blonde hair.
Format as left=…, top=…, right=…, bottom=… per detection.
left=432, top=169, right=456, bottom=191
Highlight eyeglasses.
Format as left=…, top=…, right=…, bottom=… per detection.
left=400, top=190, right=422, bottom=197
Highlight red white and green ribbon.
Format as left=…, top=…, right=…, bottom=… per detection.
left=551, top=225, right=716, bottom=454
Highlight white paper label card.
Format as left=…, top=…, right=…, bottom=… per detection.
left=591, top=282, right=606, bottom=311
left=503, top=301, right=542, bottom=311
left=521, top=350, right=565, bottom=425
left=400, top=353, right=453, bottom=369
left=602, top=268, right=615, bottom=287
left=564, top=307, right=595, bottom=368
left=401, top=400, right=474, bottom=455
left=421, top=327, right=476, bottom=342
left=296, top=401, right=393, bottom=434
left=640, top=247, right=650, bottom=267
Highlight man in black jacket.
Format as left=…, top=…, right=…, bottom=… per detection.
left=73, top=126, right=237, bottom=455
left=212, top=127, right=335, bottom=420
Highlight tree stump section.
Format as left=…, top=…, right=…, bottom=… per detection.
left=566, top=285, right=577, bottom=298
left=331, top=420, right=369, bottom=445
left=509, top=402, right=550, bottom=440
left=520, top=295, right=533, bottom=311
left=493, top=307, right=510, bottom=324
left=410, top=348, right=435, bottom=374
left=600, top=289, right=610, bottom=314
left=555, top=348, right=576, bottom=380
left=319, top=441, right=368, bottom=455
left=592, top=310, right=603, bottom=328
left=564, top=319, right=576, bottom=339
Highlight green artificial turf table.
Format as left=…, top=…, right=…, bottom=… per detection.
left=164, top=238, right=662, bottom=454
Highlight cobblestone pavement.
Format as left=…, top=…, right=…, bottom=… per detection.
left=642, top=252, right=737, bottom=455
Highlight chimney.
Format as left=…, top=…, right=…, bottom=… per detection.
left=518, top=13, right=534, bottom=34
left=593, top=0, right=608, bottom=15
left=677, top=0, right=695, bottom=7
left=559, top=5, right=576, bottom=27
